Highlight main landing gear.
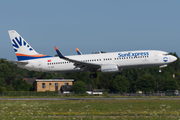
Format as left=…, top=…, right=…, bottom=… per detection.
left=89, top=73, right=97, bottom=79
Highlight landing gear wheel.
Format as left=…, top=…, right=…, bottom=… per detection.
left=89, top=73, right=97, bottom=79
left=89, top=74, right=94, bottom=79
left=94, top=73, right=97, bottom=78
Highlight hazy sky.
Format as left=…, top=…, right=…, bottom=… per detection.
left=0, top=1, right=180, bottom=60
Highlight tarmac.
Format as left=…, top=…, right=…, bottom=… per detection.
left=1, top=97, right=180, bottom=100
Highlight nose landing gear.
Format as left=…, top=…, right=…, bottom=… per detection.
left=89, top=73, right=97, bottom=79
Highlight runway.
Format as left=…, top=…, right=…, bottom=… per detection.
left=1, top=97, right=180, bottom=100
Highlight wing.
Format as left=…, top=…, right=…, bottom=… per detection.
left=54, top=47, right=101, bottom=71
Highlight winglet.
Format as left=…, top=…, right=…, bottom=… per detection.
left=55, top=46, right=58, bottom=50
left=75, top=48, right=79, bottom=51
left=54, top=46, right=65, bottom=58
left=76, top=48, right=82, bottom=55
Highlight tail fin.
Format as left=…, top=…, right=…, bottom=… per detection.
left=8, top=30, right=51, bottom=61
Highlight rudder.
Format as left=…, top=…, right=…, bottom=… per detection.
left=8, top=30, right=51, bottom=61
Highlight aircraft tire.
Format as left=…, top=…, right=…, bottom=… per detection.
left=89, top=73, right=97, bottom=79
left=89, top=74, right=94, bottom=79
left=94, top=73, right=97, bottom=78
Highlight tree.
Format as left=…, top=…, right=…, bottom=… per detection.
left=109, top=75, right=130, bottom=93
left=7, top=84, right=13, bottom=91
left=12, top=78, right=31, bottom=91
left=73, top=81, right=86, bottom=94
left=136, top=74, right=156, bottom=92
left=0, top=63, right=13, bottom=80
left=160, top=77, right=179, bottom=91
left=0, top=78, right=5, bottom=87
left=0, top=87, right=6, bottom=92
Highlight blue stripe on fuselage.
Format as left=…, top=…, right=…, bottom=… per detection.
left=17, top=56, right=52, bottom=61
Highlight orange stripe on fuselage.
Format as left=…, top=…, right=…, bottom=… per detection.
left=16, top=53, right=47, bottom=57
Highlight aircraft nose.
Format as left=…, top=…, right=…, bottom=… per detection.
left=171, top=55, right=177, bottom=62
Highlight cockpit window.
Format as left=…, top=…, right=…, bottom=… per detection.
left=163, top=54, right=168, bottom=56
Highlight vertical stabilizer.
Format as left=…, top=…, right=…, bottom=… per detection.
left=8, top=30, right=51, bottom=61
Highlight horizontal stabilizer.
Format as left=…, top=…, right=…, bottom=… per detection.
left=6, top=60, right=28, bottom=65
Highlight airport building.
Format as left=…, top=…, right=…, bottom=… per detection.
left=34, top=79, right=74, bottom=92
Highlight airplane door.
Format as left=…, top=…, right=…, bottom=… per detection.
left=154, top=52, right=158, bottom=61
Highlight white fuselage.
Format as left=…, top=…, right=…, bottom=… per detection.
left=17, top=50, right=177, bottom=73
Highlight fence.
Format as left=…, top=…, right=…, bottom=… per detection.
left=0, top=91, right=59, bottom=97
left=107, top=91, right=179, bottom=96
left=0, top=90, right=179, bottom=97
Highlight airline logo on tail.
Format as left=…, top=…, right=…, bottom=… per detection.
left=9, top=30, right=52, bottom=61
left=12, top=36, right=33, bottom=52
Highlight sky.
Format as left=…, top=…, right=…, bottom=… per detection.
left=0, top=1, right=180, bottom=60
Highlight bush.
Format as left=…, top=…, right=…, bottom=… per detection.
left=0, top=87, right=6, bottom=92
left=103, top=92, right=109, bottom=97
left=73, top=81, right=86, bottom=94
left=65, top=93, right=70, bottom=97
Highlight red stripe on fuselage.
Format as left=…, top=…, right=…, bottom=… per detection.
left=16, top=53, right=47, bottom=57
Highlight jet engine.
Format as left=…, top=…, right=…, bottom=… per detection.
left=101, top=64, right=119, bottom=73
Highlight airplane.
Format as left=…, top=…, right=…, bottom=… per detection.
left=8, top=30, right=177, bottom=79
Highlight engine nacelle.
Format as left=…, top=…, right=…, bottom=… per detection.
left=101, top=64, right=119, bottom=73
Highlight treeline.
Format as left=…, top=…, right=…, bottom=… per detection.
left=0, top=52, right=180, bottom=92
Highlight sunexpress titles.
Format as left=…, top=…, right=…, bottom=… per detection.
left=118, top=52, right=149, bottom=58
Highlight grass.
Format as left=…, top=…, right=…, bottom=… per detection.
left=0, top=99, right=180, bottom=119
